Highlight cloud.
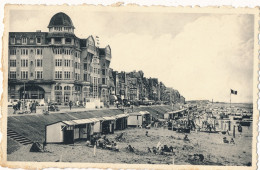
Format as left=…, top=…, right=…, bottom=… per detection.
left=107, top=14, right=254, bottom=103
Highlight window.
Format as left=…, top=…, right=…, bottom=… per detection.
left=10, top=49, right=16, bottom=55
left=64, top=60, right=71, bottom=67
left=36, top=49, right=43, bottom=55
left=22, top=37, right=27, bottom=44
left=54, top=27, right=62, bottom=31
left=65, top=38, right=71, bottom=44
left=64, top=49, right=72, bottom=55
left=54, top=37, right=62, bottom=44
left=54, top=48, right=62, bottom=54
left=10, top=60, right=16, bottom=67
left=36, top=37, right=41, bottom=44
left=30, top=72, right=34, bottom=77
left=9, top=71, right=16, bottom=79
left=64, top=71, right=71, bottom=79
left=102, top=69, right=106, bottom=75
left=55, top=59, right=62, bottom=66
left=64, top=86, right=71, bottom=91
left=35, top=59, right=42, bottom=67
left=35, top=71, right=43, bottom=79
left=102, top=78, right=106, bottom=85
left=84, top=63, right=88, bottom=70
left=21, top=71, right=28, bottom=79
left=75, top=73, right=79, bottom=80
left=55, top=71, right=62, bottom=79
left=21, top=49, right=28, bottom=55
left=75, top=52, right=79, bottom=58
left=10, top=37, right=15, bottom=44
left=55, top=85, right=62, bottom=90
left=84, top=73, right=87, bottom=81
left=21, top=59, right=28, bottom=67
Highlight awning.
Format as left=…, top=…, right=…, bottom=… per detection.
left=103, top=116, right=116, bottom=121
left=109, top=95, right=117, bottom=101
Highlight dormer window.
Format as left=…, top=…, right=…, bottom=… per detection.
left=65, top=38, right=71, bottom=44
left=10, top=37, right=15, bottom=44
left=22, top=37, right=27, bottom=44
left=54, top=37, right=62, bottom=44
left=36, top=37, right=41, bottom=44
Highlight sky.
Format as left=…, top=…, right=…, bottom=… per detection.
left=8, top=8, right=255, bottom=103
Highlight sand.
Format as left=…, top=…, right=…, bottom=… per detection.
left=7, top=126, right=252, bottom=166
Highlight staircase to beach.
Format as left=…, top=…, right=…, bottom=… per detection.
left=7, top=128, right=33, bottom=145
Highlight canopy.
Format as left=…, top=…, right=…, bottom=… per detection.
left=109, top=95, right=117, bottom=101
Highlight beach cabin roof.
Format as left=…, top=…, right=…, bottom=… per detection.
left=116, top=114, right=129, bottom=119
left=62, top=120, right=78, bottom=126
left=73, top=119, right=95, bottom=124
left=103, top=116, right=116, bottom=121
left=89, top=118, right=102, bottom=122
left=166, top=108, right=187, bottom=115
left=129, top=112, right=142, bottom=116
left=139, top=111, right=150, bottom=115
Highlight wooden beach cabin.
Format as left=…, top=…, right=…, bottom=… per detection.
left=101, top=116, right=116, bottom=134
left=128, top=111, right=151, bottom=127
left=45, top=118, right=98, bottom=144
left=164, top=109, right=187, bottom=120
left=115, top=114, right=129, bottom=130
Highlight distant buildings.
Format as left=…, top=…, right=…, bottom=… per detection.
left=8, top=12, right=185, bottom=105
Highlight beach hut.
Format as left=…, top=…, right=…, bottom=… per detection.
left=45, top=118, right=97, bottom=144
left=101, top=116, right=116, bottom=134
left=164, top=109, right=186, bottom=120
left=115, top=113, right=129, bottom=130
left=128, top=111, right=151, bottom=127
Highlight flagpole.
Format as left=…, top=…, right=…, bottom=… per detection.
left=230, top=90, right=231, bottom=109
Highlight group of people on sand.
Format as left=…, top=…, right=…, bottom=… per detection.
left=86, top=135, right=119, bottom=151
left=13, top=100, right=37, bottom=114
left=147, top=145, right=174, bottom=155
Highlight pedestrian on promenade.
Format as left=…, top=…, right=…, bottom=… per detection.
left=32, top=101, right=37, bottom=113
left=69, top=101, right=73, bottom=110
left=17, top=100, right=21, bottom=110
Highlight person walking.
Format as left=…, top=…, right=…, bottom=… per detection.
left=17, top=100, right=21, bottom=110
left=69, top=101, right=73, bottom=110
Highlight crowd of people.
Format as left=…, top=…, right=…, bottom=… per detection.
left=12, top=100, right=37, bottom=114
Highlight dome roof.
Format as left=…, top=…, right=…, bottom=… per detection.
left=48, top=12, right=75, bottom=28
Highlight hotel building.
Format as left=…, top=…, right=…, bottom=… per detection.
left=8, top=12, right=111, bottom=104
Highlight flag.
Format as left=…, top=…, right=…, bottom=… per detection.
left=231, top=89, right=237, bottom=95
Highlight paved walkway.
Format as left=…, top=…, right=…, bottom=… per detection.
left=8, top=105, right=128, bottom=117
left=7, top=105, right=168, bottom=117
